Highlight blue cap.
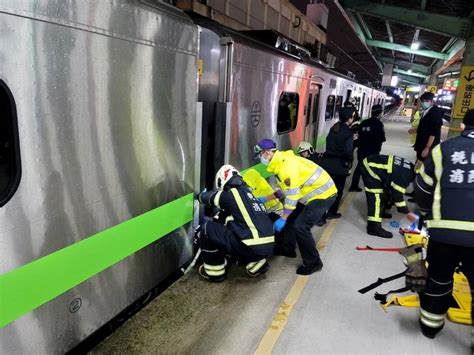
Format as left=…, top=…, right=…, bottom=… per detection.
left=253, top=139, right=277, bottom=160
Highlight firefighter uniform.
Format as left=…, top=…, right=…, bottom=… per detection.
left=267, top=150, right=337, bottom=274
left=414, top=126, right=474, bottom=339
left=361, top=154, right=415, bottom=238
left=198, top=182, right=274, bottom=281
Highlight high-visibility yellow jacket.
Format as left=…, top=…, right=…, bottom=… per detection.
left=267, top=150, right=337, bottom=213
left=410, top=111, right=421, bottom=145
left=242, top=169, right=283, bottom=214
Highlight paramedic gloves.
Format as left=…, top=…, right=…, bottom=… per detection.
left=273, top=190, right=283, bottom=199
left=257, top=196, right=267, bottom=204
left=399, top=244, right=427, bottom=293
left=274, top=218, right=286, bottom=233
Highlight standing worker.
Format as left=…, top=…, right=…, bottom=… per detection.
left=413, top=109, right=474, bottom=344
left=361, top=154, right=415, bottom=238
left=413, top=92, right=443, bottom=163
left=196, top=164, right=274, bottom=282
left=254, top=139, right=337, bottom=275
left=349, top=104, right=386, bottom=192
left=319, top=106, right=355, bottom=219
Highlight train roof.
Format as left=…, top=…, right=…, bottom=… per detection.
left=188, top=12, right=381, bottom=92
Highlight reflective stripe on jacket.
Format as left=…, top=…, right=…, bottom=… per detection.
left=267, top=150, right=337, bottom=212
left=415, top=129, right=474, bottom=247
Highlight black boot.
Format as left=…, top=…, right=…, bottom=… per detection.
left=367, top=222, right=393, bottom=238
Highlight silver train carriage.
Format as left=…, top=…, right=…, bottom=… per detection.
left=194, top=15, right=386, bottom=185
left=0, top=2, right=386, bottom=353
left=0, top=1, right=199, bottom=353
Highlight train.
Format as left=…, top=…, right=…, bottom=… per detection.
left=0, top=1, right=385, bottom=352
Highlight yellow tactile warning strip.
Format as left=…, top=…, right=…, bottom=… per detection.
left=254, top=192, right=356, bottom=355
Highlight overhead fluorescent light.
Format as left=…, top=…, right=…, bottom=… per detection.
left=410, top=42, right=420, bottom=50
left=391, top=75, right=399, bottom=87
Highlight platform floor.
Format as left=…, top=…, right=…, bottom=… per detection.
left=91, top=114, right=472, bottom=355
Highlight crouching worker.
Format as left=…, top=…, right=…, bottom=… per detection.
left=362, top=154, right=415, bottom=238
left=254, top=139, right=337, bottom=275
left=196, top=164, right=275, bottom=282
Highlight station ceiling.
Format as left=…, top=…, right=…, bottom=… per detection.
left=329, top=0, right=474, bottom=86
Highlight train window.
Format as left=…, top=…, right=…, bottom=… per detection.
left=312, top=89, right=320, bottom=123
left=334, top=96, right=343, bottom=119
left=306, top=93, right=313, bottom=126
left=325, top=95, right=335, bottom=120
left=277, top=92, right=299, bottom=134
left=0, top=80, right=21, bottom=207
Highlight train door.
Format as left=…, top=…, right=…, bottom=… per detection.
left=304, top=82, right=322, bottom=145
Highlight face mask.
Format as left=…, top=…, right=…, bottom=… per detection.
left=421, top=101, right=431, bottom=110
left=260, top=156, right=270, bottom=165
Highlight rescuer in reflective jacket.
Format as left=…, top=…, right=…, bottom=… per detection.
left=361, top=154, right=415, bottom=238
left=414, top=109, right=474, bottom=341
left=197, top=165, right=274, bottom=282
left=254, top=139, right=337, bottom=275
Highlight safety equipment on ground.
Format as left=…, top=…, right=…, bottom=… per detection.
left=358, top=270, right=406, bottom=294
left=399, top=244, right=427, bottom=293
left=296, top=141, right=314, bottom=155
left=274, top=218, right=286, bottom=232
left=356, top=245, right=401, bottom=252
left=215, top=164, right=241, bottom=191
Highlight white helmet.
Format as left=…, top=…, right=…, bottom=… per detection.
left=215, top=164, right=241, bottom=191
left=296, top=141, right=314, bottom=155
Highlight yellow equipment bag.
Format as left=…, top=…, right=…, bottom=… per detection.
left=242, top=169, right=283, bottom=213
left=382, top=231, right=472, bottom=325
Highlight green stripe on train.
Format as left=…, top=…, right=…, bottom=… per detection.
left=0, top=193, right=194, bottom=328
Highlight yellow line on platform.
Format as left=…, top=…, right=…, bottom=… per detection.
left=254, top=192, right=355, bottom=355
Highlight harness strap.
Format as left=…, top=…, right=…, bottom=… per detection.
left=358, top=270, right=407, bottom=294
left=374, top=286, right=411, bottom=304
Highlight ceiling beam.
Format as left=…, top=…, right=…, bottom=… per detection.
left=393, top=68, right=427, bottom=78
left=365, top=39, right=448, bottom=60
left=379, top=57, right=431, bottom=74
left=340, top=0, right=471, bottom=39
left=385, top=20, right=395, bottom=58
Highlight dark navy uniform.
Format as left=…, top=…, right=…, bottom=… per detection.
left=415, top=128, right=474, bottom=338
left=361, top=154, right=414, bottom=237
left=350, top=116, right=386, bottom=190
left=198, top=182, right=274, bottom=279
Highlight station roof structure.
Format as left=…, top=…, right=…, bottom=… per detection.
left=336, top=0, right=474, bottom=86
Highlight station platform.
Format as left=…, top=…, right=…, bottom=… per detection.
left=91, top=114, right=471, bottom=354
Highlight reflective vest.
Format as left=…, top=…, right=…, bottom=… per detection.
left=210, top=186, right=274, bottom=252
left=267, top=150, right=337, bottom=213
left=242, top=169, right=283, bottom=214
left=416, top=129, right=474, bottom=247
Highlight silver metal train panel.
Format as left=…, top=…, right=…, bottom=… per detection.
left=0, top=1, right=198, bottom=353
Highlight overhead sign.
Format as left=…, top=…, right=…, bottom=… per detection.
left=443, top=78, right=458, bottom=91
left=426, top=85, right=437, bottom=94
left=453, top=66, right=474, bottom=119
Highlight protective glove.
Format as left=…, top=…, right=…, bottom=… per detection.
left=257, top=196, right=266, bottom=204
left=274, top=218, right=287, bottom=233
left=273, top=190, right=283, bottom=199
left=399, top=244, right=427, bottom=293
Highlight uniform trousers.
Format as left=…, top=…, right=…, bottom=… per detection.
left=283, top=196, right=336, bottom=266
left=419, top=240, right=474, bottom=337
